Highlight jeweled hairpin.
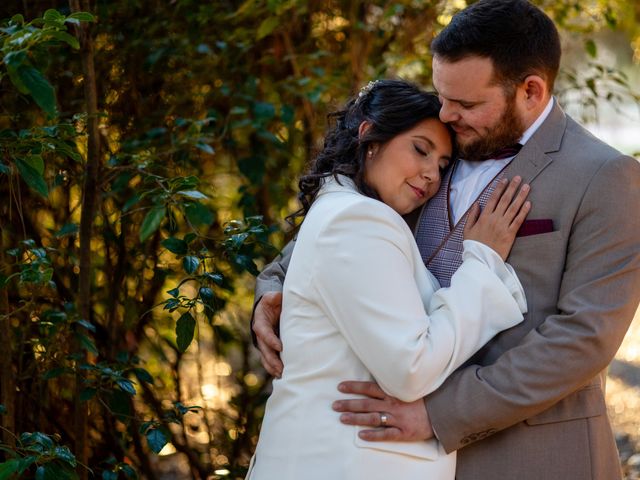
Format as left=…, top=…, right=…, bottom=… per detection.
left=355, top=80, right=379, bottom=105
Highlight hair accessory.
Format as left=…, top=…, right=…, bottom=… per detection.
left=355, top=80, right=379, bottom=105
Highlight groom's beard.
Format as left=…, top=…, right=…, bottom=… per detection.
left=457, top=93, right=526, bottom=161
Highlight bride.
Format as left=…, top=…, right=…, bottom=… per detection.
left=246, top=79, right=530, bottom=479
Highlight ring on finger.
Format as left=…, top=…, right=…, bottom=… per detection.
left=379, top=413, right=389, bottom=427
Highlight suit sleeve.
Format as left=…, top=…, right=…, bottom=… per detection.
left=426, top=154, right=640, bottom=452
left=312, top=202, right=525, bottom=402
left=254, top=239, right=295, bottom=303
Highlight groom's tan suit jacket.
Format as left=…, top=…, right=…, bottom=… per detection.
left=254, top=103, right=640, bottom=480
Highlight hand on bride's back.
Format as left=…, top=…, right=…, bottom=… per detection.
left=464, top=176, right=531, bottom=261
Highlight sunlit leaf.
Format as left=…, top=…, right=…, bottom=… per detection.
left=585, top=39, right=597, bottom=58
left=257, top=16, right=279, bottom=40
left=177, top=190, right=208, bottom=200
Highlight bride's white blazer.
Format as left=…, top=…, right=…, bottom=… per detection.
left=247, top=176, right=526, bottom=480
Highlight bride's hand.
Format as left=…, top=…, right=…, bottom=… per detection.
left=464, top=176, right=531, bottom=261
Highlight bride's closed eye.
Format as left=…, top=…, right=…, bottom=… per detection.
left=414, top=144, right=428, bottom=156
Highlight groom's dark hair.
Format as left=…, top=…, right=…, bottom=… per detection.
left=431, top=0, right=561, bottom=92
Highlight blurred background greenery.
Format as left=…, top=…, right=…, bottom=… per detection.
left=0, top=1, right=639, bottom=479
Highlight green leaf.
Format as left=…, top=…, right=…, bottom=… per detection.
left=0, top=404, right=5, bottom=414
left=43, top=9, right=65, bottom=26
left=182, top=256, right=200, bottom=275
left=67, top=12, right=95, bottom=23
left=161, top=237, right=188, bottom=255
left=0, top=459, right=21, bottom=479
left=253, top=102, right=276, bottom=122
left=0, top=162, right=10, bottom=175
left=195, top=142, right=215, bottom=155
left=585, top=39, right=597, bottom=58
left=139, top=206, right=165, bottom=242
left=77, top=319, right=96, bottom=332
left=53, top=446, right=77, bottom=467
left=24, top=154, right=44, bottom=175
left=116, top=378, right=136, bottom=396
left=257, top=16, right=279, bottom=40
left=17, top=457, right=36, bottom=475
left=176, top=312, right=196, bottom=352
left=35, top=461, right=79, bottom=480
left=145, top=428, right=168, bottom=454
left=133, top=368, right=154, bottom=384
left=102, top=471, right=118, bottom=480
left=45, top=30, right=80, bottom=49
left=76, top=332, right=98, bottom=355
left=15, top=157, right=48, bottom=198
left=16, top=66, right=58, bottom=117
left=177, top=190, right=208, bottom=200
left=55, top=223, right=79, bottom=237
left=184, top=202, right=214, bottom=226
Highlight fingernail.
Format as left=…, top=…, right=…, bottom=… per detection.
left=514, top=176, right=522, bottom=182
left=522, top=184, right=530, bottom=191
left=338, top=383, right=346, bottom=392
left=332, top=401, right=340, bottom=410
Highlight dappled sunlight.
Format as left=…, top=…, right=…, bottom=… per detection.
left=608, top=307, right=640, bottom=477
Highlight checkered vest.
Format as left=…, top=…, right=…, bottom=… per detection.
left=415, top=163, right=508, bottom=287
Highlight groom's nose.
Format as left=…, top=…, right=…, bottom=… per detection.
left=439, top=100, right=459, bottom=124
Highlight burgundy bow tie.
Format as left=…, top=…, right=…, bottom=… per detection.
left=478, top=143, right=523, bottom=161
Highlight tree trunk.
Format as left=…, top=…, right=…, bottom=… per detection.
left=69, top=1, right=101, bottom=477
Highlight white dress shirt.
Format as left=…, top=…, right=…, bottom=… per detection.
left=449, top=98, right=554, bottom=224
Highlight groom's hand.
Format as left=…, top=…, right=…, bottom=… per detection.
left=252, top=292, right=284, bottom=377
left=332, top=381, right=434, bottom=442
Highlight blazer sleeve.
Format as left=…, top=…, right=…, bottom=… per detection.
left=312, top=200, right=525, bottom=402
left=426, top=154, right=640, bottom=453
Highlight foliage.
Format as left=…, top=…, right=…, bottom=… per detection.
left=0, top=1, right=638, bottom=479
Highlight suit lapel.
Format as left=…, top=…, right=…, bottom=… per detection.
left=504, top=100, right=566, bottom=183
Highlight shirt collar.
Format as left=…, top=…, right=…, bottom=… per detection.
left=519, top=97, right=554, bottom=146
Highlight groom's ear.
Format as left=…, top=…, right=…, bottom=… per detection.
left=358, top=121, right=371, bottom=139
left=521, top=75, right=548, bottom=109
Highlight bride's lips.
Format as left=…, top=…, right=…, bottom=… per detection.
left=407, top=183, right=426, bottom=199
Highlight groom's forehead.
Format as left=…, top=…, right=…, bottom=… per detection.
left=432, top=57, right=503, bottom=100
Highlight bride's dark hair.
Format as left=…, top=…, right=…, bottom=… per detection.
left=293, top=79, right=453, bottom=219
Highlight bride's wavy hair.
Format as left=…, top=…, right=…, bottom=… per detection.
left=291, top=79, right=453, bottom=221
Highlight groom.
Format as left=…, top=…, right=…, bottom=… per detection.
left=252, top=0, right=640, bottom=478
